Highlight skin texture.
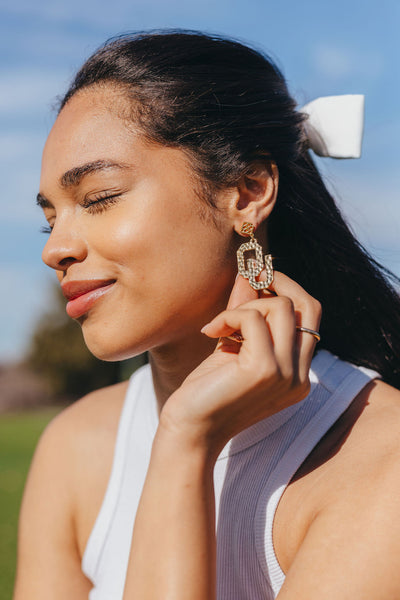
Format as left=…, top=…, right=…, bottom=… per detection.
left=13, top=86, right=400, bottom=600
left=39, top=87, right=236, bottom=366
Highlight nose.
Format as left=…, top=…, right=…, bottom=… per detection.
left=42, top=223, right=88, bottom=273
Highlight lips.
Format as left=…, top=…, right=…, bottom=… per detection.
left=61, top=279, right=116, bottom=319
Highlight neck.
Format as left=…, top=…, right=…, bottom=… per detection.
left=149, top=330, right=217, bottom=414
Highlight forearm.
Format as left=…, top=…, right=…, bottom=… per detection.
left=123, top=427, right=217, bottom=600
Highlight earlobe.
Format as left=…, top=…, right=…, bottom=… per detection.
left=232, top=160, right=279, bottom=233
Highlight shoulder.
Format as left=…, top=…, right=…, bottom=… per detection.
left=37, top=379, right=130, bottom=464
left=308, top=378, right=400, bottom=504
left=15, top=380, right=131, bottom=598
left=276, top=381, right=400, bottom=598
left=40, top=377, right=131, bottom=496
left=337, top=379, right=400, bottom=475
left=51, top=378, right=130, bottom=436
left=26, top=378, right=130, bottom=506
left=275, top=378, right=400, bottom=576
left=348, top=379, right=400, bottom=484
left=309, top=379, right=400, bottom=544
left=21, top=379, right=131, bottom=558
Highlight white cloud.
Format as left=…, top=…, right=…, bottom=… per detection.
left=313, top=45, right=353, bottom=79
left=311, top=43, right=384, bottom=82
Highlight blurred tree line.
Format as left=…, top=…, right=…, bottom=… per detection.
left=25, top=284, right=147, bottom=402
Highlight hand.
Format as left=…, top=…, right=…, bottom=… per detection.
left=159, top=271, right=322, bottom=458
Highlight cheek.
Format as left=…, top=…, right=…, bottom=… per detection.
left=115, top=215, right=233, bottom=291
left=95, top=198, right=228, bottom=279
left=80, top=210, right=236, bottom=359
left=106, top=218, right=138, bottom=257
left=89, top=193, right=236, bottom=319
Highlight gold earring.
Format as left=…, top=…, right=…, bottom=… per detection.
left=236, top=222, right=274, bottom=290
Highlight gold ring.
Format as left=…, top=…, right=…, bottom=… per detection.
left=296, top=326, right=320, bottom=343
left=225, top=332, right=244, bottom=343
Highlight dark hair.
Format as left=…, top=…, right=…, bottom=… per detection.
left=60, top=30, right=400, bottom=388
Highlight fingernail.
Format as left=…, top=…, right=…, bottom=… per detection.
left=201, top=323, right=211, bottom=334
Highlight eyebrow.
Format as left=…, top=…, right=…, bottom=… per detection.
left=60, top=159, right=130, bottom=188
left=36, top=160, right=131, bottom=208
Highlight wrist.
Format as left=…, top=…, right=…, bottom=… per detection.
left=154, top=419, right=221, bottom=468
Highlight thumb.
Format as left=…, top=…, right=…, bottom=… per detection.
left=226, top=274, right=258, bottom=309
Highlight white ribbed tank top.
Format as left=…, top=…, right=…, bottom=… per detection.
left=82, top=350, right=378, bottom=599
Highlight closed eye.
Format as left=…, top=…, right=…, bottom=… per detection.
left=81, top=192, right=122, bottom=214
left=39, top=192, right=123, bottom=234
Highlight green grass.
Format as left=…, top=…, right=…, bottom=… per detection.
left=0, top=407, right=63, bottom=600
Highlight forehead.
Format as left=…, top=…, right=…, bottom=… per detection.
left=39, top=86, right=200, bottom=201
left=41, top=87, right=139, bottom=184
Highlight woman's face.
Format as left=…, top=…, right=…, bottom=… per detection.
left=39, top=87, right=237, bottom=360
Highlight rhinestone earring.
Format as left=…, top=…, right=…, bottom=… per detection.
left=236, top=222, right=274, bottom=290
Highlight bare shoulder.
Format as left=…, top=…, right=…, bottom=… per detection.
left=47, top=377, right=130, bottom=437
left=25, top=378, right=129, bottom=483
left=46, top=376, right=130, bottom=464
left=338, top=379, right=400, bottom=473
left=276, top=380, right=400, bottom=599
left=33, top=378, right=130, bottom=506
left=299, top=378, right=400, bottom=487
left=14, top=380, right=130, bottom=599
left=275, top=379, right=400, bottom=577
left=324, top=378, right=400, bottom=502
left=307, top=378, right=400, bottom=509
left=47, top=379, right=131, bottom=554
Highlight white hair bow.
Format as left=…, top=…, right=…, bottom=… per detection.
left=300, top=95, right=365, bottom=159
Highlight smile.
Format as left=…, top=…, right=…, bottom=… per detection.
left=61, top=279, right=116, bottom=319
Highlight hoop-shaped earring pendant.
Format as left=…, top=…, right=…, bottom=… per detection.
left=236, top=222, right=274, bottom=291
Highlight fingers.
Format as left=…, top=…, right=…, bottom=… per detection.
left=257, top=296, right=297, bottom=378
left=202, top=306, right=276, bottom=368
left=222, top=275, right=260, bottom=351
left=226, top=274, right=258, bottom=310
left=266, top=271, right=322, bottom=380
left=207, top=269, right=321, bottom=386
left=205, top=296, right=297, bottom=377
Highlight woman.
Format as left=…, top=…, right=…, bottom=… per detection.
left=14, top=31, right=400, bottom=599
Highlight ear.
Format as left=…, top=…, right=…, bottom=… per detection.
left=229, top=160, right=279, bottom=235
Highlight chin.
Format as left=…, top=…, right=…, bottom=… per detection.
left=81, top=324, right=150, bottom=363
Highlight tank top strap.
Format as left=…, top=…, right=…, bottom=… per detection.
left=258, top=352, right=379, bottom=596
left=82, top=364, right=153, bottom=582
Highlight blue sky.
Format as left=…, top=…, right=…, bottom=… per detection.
left=1, top=0, right=399, bottom=362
